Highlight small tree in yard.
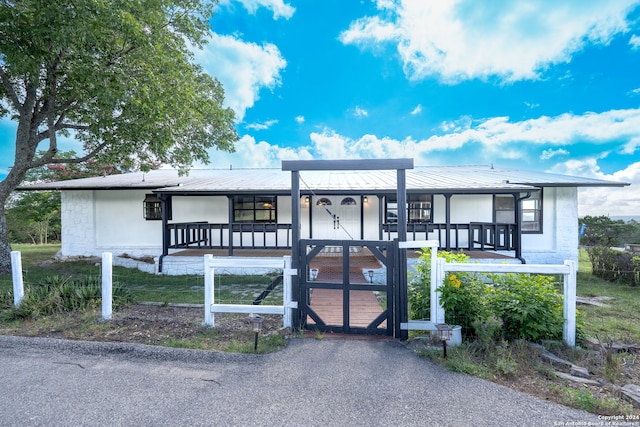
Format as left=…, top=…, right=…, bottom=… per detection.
left=0, top=0, right=238, bottom=274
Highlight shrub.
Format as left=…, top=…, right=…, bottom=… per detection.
left=2, top=275, right=135, bottom=320
left=408, top=248, right=473, bottom=321
left=412, top=249, right=574, bottom=344
left=488, top=273, right=565, bottom=342
left=437, top=272, right=488, bottom=334
left=588, top=246, right=640, bottom=286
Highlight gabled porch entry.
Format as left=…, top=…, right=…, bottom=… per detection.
left=283, top=158, right=413, bottom=339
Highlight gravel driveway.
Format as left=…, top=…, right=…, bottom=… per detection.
left=0, top=335, right=603, bottom=426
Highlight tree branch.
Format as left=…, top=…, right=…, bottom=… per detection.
left=0, top=66, right=22, bottom=113
left=27, top=142, right=109, bottom=170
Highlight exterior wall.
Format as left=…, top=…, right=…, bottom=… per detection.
left=60, top=186, right=579, bottom=267
left=62, top=189, right=163, bottom=258
left=173, top=196, right=227, bottom=222
left=94, top=190, right=163, bottom=255
left=61, top=190, right=97, bottom=257
left=362, top=195, right=380, bottom=240
left=521, top=187, right=578, bottom=264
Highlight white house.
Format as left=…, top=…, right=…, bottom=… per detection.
left=20, top=160, right=628, bottom=272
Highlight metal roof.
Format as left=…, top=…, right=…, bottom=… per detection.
left=18, top=165, right=629, bottom=194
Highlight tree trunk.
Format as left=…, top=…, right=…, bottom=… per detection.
left=0, top=205, right=13, bottom=275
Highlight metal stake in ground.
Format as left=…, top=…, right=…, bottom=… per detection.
left=436, top=323, right=452, bottom=358
left=248, top=314, right=264, bottom=352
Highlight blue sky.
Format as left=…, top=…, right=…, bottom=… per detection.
left=2, top=0, right=640, bottom=216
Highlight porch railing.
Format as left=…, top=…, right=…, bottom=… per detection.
left=381, top=222, right=518, bottom=252
left=166, top=222, right=293, bottom=251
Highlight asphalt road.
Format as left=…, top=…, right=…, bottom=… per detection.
left=0, top=335, right=604, bottom=427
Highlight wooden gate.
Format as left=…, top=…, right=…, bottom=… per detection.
left=298, top=239, right=405, bottom=336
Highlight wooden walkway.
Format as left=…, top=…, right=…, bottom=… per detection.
left=307, top=288, right=386, bottom=328
left=306, top=249, right=386, bottom=329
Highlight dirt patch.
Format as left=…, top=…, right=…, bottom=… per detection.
left=0, top=304, right=286, bottom=349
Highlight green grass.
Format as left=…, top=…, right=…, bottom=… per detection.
left=576, top=248, right=640, bottom=343
left=1, top=244, right=283, bottom=306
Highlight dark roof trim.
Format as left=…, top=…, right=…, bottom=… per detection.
left=282, top=158, right=414, bottom=171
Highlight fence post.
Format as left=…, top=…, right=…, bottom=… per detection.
left=283, top=255, right=292, bottom=329
left=433, top=257, right=446, bottom=324
left=563, top=260, right=577, bottom=347
left=11, top=251, right=24, bottom=307
left=204, top=254, right=214, bottom=326
left=101, top=252, right=113, bottom=320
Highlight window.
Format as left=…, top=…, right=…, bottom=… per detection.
left=143, top=194, right=162, bottom=220
left=522, top=191, right=542, bottom=232
left=494, top=191, right=542, bottom=232
left=494, top=195, right=515, bottom=224
left=385, top=194, right=432, bottom=224
left=233, top=195, right=277, bottom=223
left=341, top=197, right=357, bottom=206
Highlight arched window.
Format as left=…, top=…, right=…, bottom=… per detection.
left=340, top=197, right=357, bottom=206
left=316, top=197, right=332, bottom=206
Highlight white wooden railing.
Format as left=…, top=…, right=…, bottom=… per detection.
left=203, top=255, right=298, bottom=329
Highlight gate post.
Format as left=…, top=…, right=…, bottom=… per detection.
left=563, top=260, right=577, bottom=347
left=204, top=254, right=214, bottom=326
left=433, top=258, right=446, bottom=324
left=101, top=252, right=113, bottom=321
left=11, top=251, right=24, bottom=307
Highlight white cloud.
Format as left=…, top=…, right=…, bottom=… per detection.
left=410, top=104, right=422, bottom=115
left=219, top=0, right=295, bottom=20
left=245, top=119, right=278, bottom=130
left=191, top=33, right=287, bottom=121
left=621, top=137, right=640, bottom=154
left=340, top=0, right=637, bottom=83
left=540, top=148, right=569, bottom=160
left=310, top=130, right=416, bottom=159
left=549, top=158, right=639, bottom=216
left=210, top=134, right=313, bottom=169
left=430, top=109, right=640, bottom=152
left=205, top=108, right=640, bottom=215
left=354, top=106, right=369, bottom=118
left=628, top=88, right=640, bottom=96
left=630, top=34, right=640, bottom=49
left=295, top=115, right=305, bottom=124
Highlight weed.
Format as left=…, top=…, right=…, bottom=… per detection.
left=550, top=385, right=627, bottom=415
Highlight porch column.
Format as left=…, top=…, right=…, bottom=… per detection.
left=290, top=171, right=302, bottom=328
left=377, top=195, right=383, bottom=240
left=515, top=192, right=530, bottom=263
left=396, top=169, right=408, bottom=340
left=444, top=194, right=452, bottom=251
left=160, top=194, right=171, bottom=257
left=227, top=196, right=233, bottom=256
left=158, top=194, right=171, bottom=273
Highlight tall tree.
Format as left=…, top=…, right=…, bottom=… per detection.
left=0, top=0, right=238, bottom=273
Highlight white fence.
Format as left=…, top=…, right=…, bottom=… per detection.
left=399, top=241, right=578, bottom=347
left=10, top=247, right=576, bottom=346
left=203, top=255, right=298, bottom=329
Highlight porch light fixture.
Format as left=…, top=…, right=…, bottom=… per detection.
left=435, top=323, right=453, bottom=358
left=367, top=270, right=374, bottom=283
left=305, top=196, right=310, bottom=203
left=363, top=196, right=368, bottom=203
left=248, top=314, right=264, bottom=352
